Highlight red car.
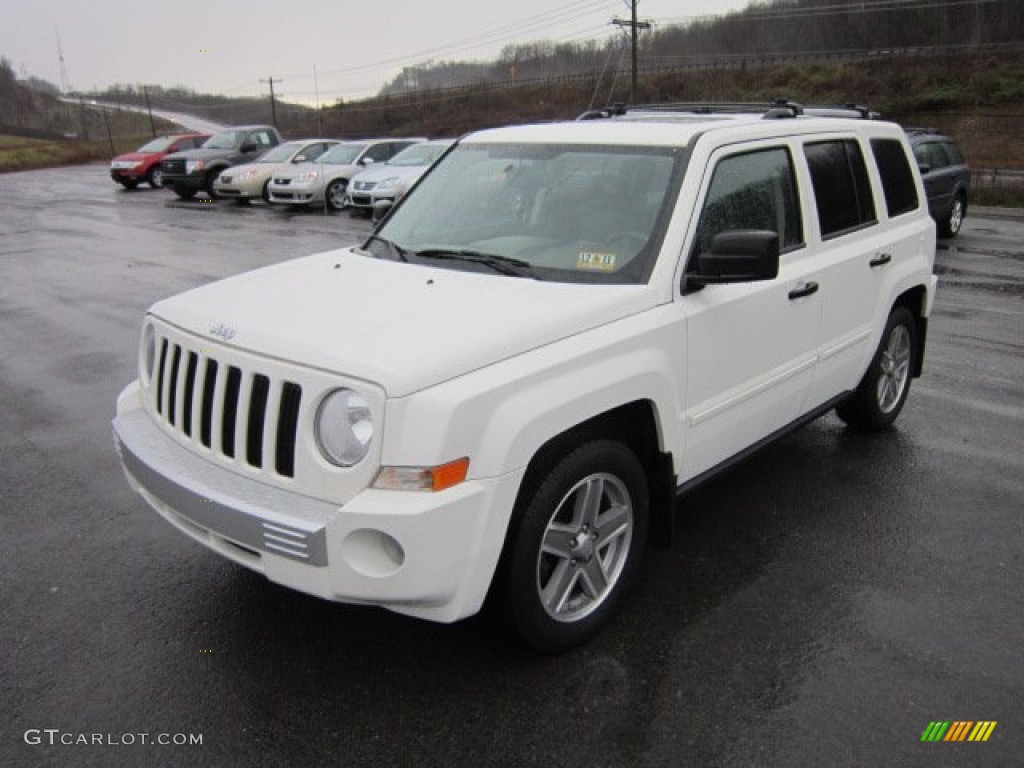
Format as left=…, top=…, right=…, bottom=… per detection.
left=109, top=133, right=210, bottom=189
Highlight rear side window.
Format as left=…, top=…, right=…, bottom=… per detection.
left=870, top=139, right=919, bottom=218
left=692, top=147, right=803, bottom=256
left=804, top=140, right=876, bottom=239
left=913, top=141, right=947, bottom=169
left=941, top=141, right=965, bottom=165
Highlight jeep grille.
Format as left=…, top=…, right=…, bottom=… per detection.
left=152, top=337, right=302, bottom=477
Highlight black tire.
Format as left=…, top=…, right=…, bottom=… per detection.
left=261, top=180, right=271, bottom=203
left=325, top=179, right=348, bottom=211
left=836, top=307, right=917, bottom=431
left=498, top=439, right=649, bottom=652
left=173, top=186, right=196, bottom=201
left=204, top=171, right=221, bottom=200
left=939, top=193, right=966, bottom=238
left=119, top=179, right=139, bottom=190
left=147, top=165, right=164, bottom=189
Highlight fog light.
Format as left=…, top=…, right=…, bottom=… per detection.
left=340, top=529, right=405, bottom=578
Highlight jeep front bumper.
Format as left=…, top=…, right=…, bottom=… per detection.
left=113, top=383, right=523, bottom=623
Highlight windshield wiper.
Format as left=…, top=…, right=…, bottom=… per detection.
left=363, top=234, right=411, bottom=262
left=413, top=249, right=536, bottom=278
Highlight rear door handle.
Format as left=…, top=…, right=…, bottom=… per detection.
left=788, top=281, right=819, bottom=300
left=870, top=253, right=892, bottom=268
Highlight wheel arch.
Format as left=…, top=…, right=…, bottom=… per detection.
left=511, top=400, right=676, bottom=551
left=892, top=284, right=928, bottom=377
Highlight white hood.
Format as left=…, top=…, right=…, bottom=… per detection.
left=150, top=249, right=656, bottom=397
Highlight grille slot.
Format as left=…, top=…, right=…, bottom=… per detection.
left=182, top=352, right=198, bottom=437
left=200, top=359, right=218, bottom=448
left=150, top=335, right=303, bottom=478
left=222, top=366, right=241, bottom=458
left=276, top=383, right=302, bottom=476
left=167, top=345, right=182, bottom=426
left=246, top=374, right=270, bottom=468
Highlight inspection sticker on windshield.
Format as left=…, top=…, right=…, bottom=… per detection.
left=576, top=251, right=617, bottom=271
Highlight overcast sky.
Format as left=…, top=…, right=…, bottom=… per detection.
left=1, top=0, right=750, bottom=103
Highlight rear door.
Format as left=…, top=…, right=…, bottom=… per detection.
left=799, top=136, right=887, bottom=406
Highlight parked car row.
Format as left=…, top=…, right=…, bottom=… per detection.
left=110, top=123, right=968, bottom=235
left=110, top=128, right=454, bottom=217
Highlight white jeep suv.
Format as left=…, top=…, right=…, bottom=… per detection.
left=113, top=102, right=937, bottom=651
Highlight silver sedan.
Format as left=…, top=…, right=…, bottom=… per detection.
left=213, top=140, right=339, bottom=202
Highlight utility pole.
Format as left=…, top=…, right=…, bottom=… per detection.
left=313, top=65, right=322, bottom=136
left=55, top=26, right=70, bottom=94
left=612, top=1, right=651, bottom=104
left=143, top=85, right=156, bottom=137
left=260, top=76, right=280, bottom=128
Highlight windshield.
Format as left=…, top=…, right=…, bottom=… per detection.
left=367, top=142, right=685, bottom=284
left=256, top=143, right=301, bottom=163
left=203, top=130, right=245, bottom=150
left=388, top=141, right=452, bottom=167
left=319, top=143, right=366, bottom=165
left=137, top=137, right=174, bottom=153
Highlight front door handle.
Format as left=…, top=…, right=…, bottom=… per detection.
left=870, top=252, right=892, bottom=268
left=788, top=281, right=819, bottom=300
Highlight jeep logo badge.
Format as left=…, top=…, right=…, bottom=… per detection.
left=208, top=322, right=237, bottom=341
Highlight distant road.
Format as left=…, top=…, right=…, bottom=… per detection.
left=60, top=97, right=226, bottom=134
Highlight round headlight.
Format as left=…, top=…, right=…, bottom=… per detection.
left=141, top=323, right=157, bottom=385
left=315, top=388, right=373, bottom=467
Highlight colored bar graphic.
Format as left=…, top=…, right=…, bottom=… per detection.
left=944, top=721, right=972, bottom=741
left=969, top=722, right=998, bottom=742
left=921, top=721, right=996, bottom=742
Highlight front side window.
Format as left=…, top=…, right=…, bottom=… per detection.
left=203, top=130, right=244, bottom=149
left=138, top=137, right=174, bottom=153
left=804, top=140, right=876, bottom=238
left=366, top=142, right=686, bottom=284
left=321, top=143, right=365, bottom=165
left=363, top=143, right=393, bottom=164
left=691, top=147, right=803, bottom=258
left=257, top=143, right=302, bottom=163
left=871, top=138, right=919, bottom=218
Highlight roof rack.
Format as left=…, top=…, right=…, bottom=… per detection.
left=576, top=100, right=879, bottom=121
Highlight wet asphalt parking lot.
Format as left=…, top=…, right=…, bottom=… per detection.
left=1, top=165, right=1022, bottom=767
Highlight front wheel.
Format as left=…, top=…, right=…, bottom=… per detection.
left=836, top=307, right=917, bottom=431
left=173, top=186, right=196, bottom=201
left=499, top=439, right=649, bottom=652
left=147, top=165, right=164, bottom=188
left=325, top=179, right=348, bottom=211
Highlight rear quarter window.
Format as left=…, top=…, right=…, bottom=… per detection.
left=870, top=138, right=919, bottom=218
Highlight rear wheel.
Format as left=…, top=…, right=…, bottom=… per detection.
left=173, top=186, right=196, bottom=201
left=939, top=193, right=965, bottom=238
left=836, top=307, right=917, bottom=431
left=147, top=166, right=163, bottom=188
left=326, top=179, right=348, bottom=211
left=499, top=439, right=649, bottom=652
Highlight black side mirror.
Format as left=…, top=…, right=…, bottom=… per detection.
left=241, top=142, right=258, bottom=153
left=917, top=162, right=932, bottom=175
left=687, top=230, right=779, bottom=288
